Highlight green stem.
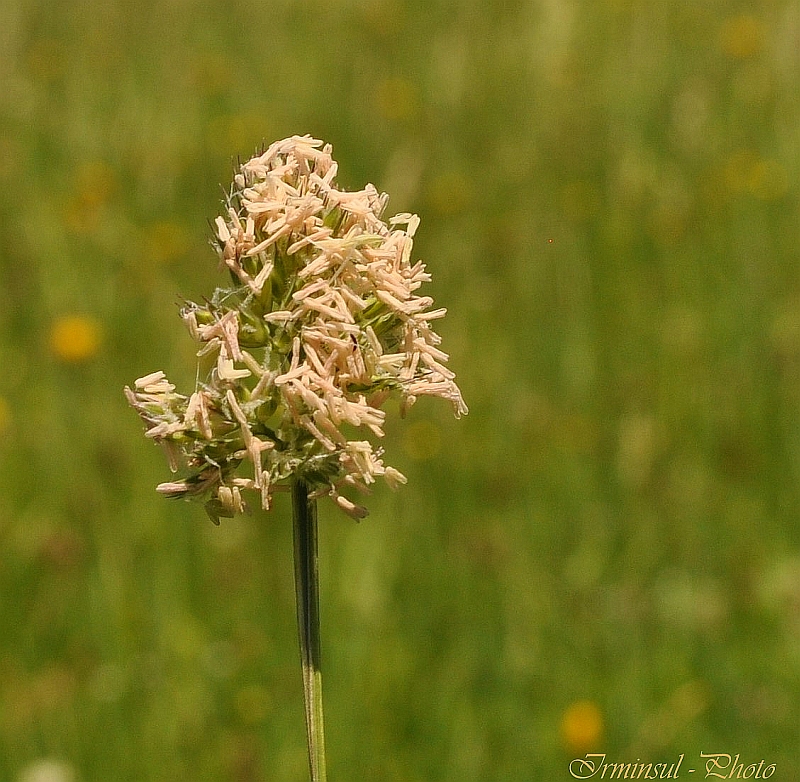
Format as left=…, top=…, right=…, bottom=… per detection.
left=292, top=478, right=328, bottom=782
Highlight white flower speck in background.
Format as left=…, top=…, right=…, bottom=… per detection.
left=17, top=760, right=76, bottom=782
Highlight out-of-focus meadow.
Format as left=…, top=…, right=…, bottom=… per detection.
left=1, top=0, right=799, bottom=779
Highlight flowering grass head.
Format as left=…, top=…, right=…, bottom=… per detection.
left=125, top=135, right=466, bottom=523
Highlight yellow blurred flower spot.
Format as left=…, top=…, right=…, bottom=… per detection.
left=50, top=315, right=102, bottom=363
left=402, top=419, right=442, bottom=461
left=723, top=149, right=759, bottom=194
left=719, top=15, right=766, bottom=59
left=723, top=151, right=789, bottom=201
left=63, top=161, right=118, bottom=235
left=145, top=220, right=190, bottom=264
left=748, top=158, right=789, bottom=201
left=76, top=161, right=117, bottom=205
left=560, top=700, right=604, bottom=753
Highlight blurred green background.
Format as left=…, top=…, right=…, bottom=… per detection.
left=1, top=0, right=799, bottom=779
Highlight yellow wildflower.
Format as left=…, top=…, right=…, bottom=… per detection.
left=719, top=15, right=765, bottom=59
left=50, top=315, right=102, bottom=363
left=560, top=700, right=604, bottom=754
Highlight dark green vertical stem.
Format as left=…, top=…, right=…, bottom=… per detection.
left=292, top=478, right=328, bottom=782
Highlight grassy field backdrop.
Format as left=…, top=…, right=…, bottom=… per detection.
left=1, top=0, right=800, bottom=780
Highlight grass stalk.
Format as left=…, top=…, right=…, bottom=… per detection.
left=292, top=477, right=328, bottom=782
